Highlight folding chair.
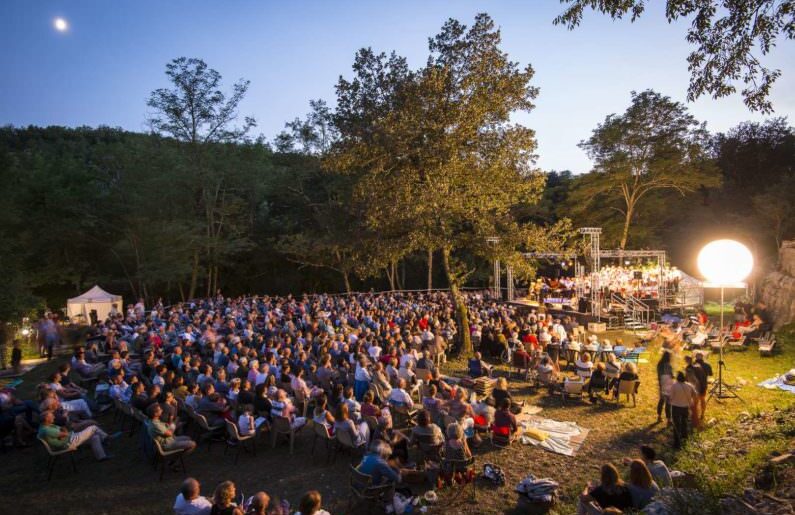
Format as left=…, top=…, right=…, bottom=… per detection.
left=413, top=432, right=443, bottom=466
left=191, top=412, right=224, bottom=451
left=561, top=380, right=585, bottom=404
left=512, top=353, right=531, bottom=381
left=759, top=335, right=776, bottom=357
left=391, top=405, right=417, bottom=431
left=490, top=427, right=513, bottom=449
left=270, top=415, right=302, bottom=454
left=334, top=425, right=366, bottom=462
left=152, top=437, right=187, bottom=481
left=310, top=420, right=336, bottom=463
left=348, top=465, right=395, bottom=513
left=224, top=420, right=256, bottom=464
left=440, top=456, right=477, bottom=502
left=616, top=380, right=639, bottom=407
left=415, top=368, right=432, bottom=383
left=38, top=436, right=77, bottom=481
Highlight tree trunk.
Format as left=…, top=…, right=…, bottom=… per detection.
left=178, top=282, right=186, bottom=302
left=427, top=248, right=434, bottom=291
left=188, top=250, right=199, bottom=300
left=619, top=204, right=635, bottom=250
left=399, top=259, right=406, bottom=290
left=342, top=271, right=352, bottom=293
left=441, top=247, right=472, bottom=356
left=385, top=265, right=396, bottom=291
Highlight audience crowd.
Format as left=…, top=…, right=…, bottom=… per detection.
left=1, top=288, right=766, bottom=513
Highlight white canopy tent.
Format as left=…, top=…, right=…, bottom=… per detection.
left=66, top=285, right=123, bottom=324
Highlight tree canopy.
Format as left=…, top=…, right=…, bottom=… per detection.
left=571, top=90, right=719, bottom=249
left=555, top=0, right=794, bottom=113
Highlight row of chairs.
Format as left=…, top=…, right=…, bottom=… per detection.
left=560, top=379, right=639, bottom=407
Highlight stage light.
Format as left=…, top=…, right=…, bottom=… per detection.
left=697, top=239, right=753, bottom=284
left=698, top=239, right=753, bottom=402
left=54, top=17, right=68, bottom=32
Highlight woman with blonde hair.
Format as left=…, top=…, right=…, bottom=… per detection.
left=627, top=459, right=659, bottom=508
left=492, top=377, right=524, bottom=414
left=211, top=480, right=243, bottom=515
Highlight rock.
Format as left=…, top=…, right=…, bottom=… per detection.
left=760, top=241, right=795, bottom=328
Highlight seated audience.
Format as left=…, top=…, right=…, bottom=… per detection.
left=174, top=477, right=212, bottom=515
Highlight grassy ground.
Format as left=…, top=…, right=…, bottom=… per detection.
left=1, top=327, right=793, bottom=514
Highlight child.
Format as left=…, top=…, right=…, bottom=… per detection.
left=238, top=406, right=267, bottom=436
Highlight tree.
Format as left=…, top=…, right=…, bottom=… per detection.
left=147, top=57, right=258, bottom=298
left=554, top=0, right=794, bottom=113
left=274, top=100, right=337, bottom=155
left=328, top=14, right=547, bottom=355
left=573, top=90, right=719, bottom=250
left=752, top=179, right=795, bottom=248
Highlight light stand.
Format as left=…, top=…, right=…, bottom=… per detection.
left=697, top=239, right=753, bottom=404
left=708, top=285, right=741, bottom=402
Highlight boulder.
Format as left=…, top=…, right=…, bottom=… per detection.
left=760, top=241, right=795, bottom=328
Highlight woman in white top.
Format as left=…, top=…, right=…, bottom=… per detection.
left=294, top=490, right=331, bottom=515
left=575, top=353, right=594, bottom=380
left=311, top=394, right=335, bottom=434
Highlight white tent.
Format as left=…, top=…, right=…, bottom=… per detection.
left=66, top=285, right=123, bottom=324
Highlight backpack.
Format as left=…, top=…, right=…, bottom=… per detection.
left=482, top=463, right=506, bottom=486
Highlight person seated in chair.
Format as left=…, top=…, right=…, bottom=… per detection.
left=197, top=383, right=229, bottom=427
left=491, top=398, right=519, bottom=442
left=357, top=439, right=401, bottom=486
left=333, top=402, right=369, bottom=448
left=575, top=353, right=594, bottom=381
left=492, top=377, right=524, bottom=414
left=512, top=344, right=533, bottom=371
left=148, top=404, right=196, bottom=459
left=587, top=363, right=609, bottom=402
left=467, top=352, right=492, bottom=378
left=409, top=409, right=444, bottom=448
left=416, top=351, right=436, bottom=375
left=270, top=388, right=306, bottom=430
left=38, top=409, right=115, bottom=461
left=387, top=378, right=414, bottom=410
left=173, top=477, right=212, bottom=515
left=613, top=363, right=640, bottom=399
left=536, top=356, right=560, bottom=387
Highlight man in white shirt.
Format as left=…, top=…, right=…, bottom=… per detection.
left=173, top=477, right=212, bottom=515
left=388, top=379, right=414, bottom=409
left=669, top=371, right=696, bottom=449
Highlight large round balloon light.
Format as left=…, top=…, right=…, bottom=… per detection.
left=697, top=239, right=753, bottom=284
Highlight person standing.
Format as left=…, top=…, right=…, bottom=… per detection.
left=694, top=352, right=713, bottom=423
left=684, top=355, right=707, bottom=428
left=40, top=314, right=60, bottom=361
left=669, top=372, right=696, bottom=449
left=656, top=351, right=673, bottom=425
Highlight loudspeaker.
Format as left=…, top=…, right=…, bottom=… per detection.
left=633, top=271, right=643, bottom=280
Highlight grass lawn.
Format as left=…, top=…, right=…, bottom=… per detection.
left=1, top=326, right=793, bottom=514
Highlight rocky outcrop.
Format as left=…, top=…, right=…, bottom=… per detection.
left=760, top=241, right=795, bottom=328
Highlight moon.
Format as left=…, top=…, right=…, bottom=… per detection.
left=53, top=17, right=68, bottom=32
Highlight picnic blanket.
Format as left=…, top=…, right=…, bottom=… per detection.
left=757, top=374, right=795, bottom=394
left=517, top=416, right=589, bottom=457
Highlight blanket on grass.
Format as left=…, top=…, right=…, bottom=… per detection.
left=517, top=416, right=589, bottom=457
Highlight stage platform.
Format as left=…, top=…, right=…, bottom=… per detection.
left=506, top=299, right=604, bottom=325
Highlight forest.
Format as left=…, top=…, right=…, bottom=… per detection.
left=0, top=14, right=793, bottom=325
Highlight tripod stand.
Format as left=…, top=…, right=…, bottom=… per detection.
left=708, top=355, right=742, bottom=402
left=707, top=286, right=742, bottom=403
